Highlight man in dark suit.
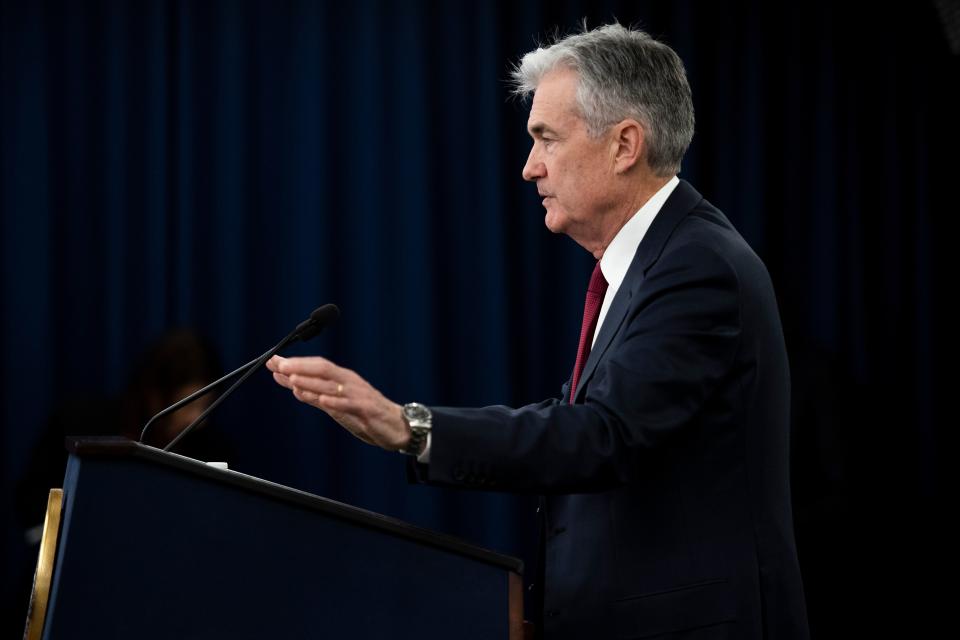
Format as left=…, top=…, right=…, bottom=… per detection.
left=268, top=22, right=809, bottom=639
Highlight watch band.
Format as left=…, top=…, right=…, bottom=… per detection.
left=399, top=402, right=432, bottom=457
left=401, top=427, right=428, bottom=457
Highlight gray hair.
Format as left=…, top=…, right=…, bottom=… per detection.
left=511, top=22, right=695, bottom=177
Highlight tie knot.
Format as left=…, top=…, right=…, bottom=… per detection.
left=588, top=261, right=608, bottom=295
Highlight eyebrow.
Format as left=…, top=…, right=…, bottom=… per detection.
left=528, top=122, right=559, bottom=137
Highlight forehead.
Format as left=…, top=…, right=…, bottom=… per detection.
left=527, top=67, right=583, bottom=134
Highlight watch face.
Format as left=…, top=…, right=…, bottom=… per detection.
left=403, top=403, right=431, bottom=423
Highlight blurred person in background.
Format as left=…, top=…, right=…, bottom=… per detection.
left=13, top=329, right=231, bottom=623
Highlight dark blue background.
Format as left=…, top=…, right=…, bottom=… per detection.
left=2, top=1, right=955, bottom=637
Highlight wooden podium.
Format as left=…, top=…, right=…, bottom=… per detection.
left=25, top=437, right=524, bottom=639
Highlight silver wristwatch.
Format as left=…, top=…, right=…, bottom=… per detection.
left=399, top=402, right=432, bottom=457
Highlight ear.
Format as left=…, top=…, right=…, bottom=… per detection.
left=611, top=119, right=644, bottom=174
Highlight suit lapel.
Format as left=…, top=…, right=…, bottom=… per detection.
left=572, top=179, right=704, bottom=403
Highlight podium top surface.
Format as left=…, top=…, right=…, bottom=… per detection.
left=65, top=436, right=523, bottom=574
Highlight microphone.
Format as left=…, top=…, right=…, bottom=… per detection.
left=138, top=304, right=340, bottom=452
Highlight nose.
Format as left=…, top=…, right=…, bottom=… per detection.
left=522, top=144, right=545, bottom=182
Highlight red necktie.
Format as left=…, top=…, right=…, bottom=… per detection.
left=570, top=261, right=608, bottom=404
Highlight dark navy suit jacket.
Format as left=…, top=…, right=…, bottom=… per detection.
left=408, top=180, right=810, bottom=639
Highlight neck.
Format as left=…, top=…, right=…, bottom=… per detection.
left=592, top=174, right=673, bottom=260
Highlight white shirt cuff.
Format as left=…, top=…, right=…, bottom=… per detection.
left=416, top=431, right=431, bottom=464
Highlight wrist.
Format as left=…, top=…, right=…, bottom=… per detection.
left=395, top=403, right=411, bottom=451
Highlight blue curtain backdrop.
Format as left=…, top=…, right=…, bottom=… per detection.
left=1, top=0, right=955, bottom=636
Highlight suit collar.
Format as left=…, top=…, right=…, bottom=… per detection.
left=572, top=178, right=704, bottom=403
left=633, top=178, right=704, bottom=282
left=598, top=175, right=679, bottom=297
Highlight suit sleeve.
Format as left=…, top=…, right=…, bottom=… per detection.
left=411, top=241, right=742, bottom=494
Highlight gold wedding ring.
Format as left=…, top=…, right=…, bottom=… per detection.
left=336, top=383, right=344, bottom=396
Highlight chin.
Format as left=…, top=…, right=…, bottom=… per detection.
left=543, top=209, right=568, bottom=234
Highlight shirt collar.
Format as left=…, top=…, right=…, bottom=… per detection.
left=600, top=175, right=680, bottom=292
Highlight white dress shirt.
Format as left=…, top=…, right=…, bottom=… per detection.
left=416, top=175, right=681, bottom=465
left=593, top=175, right=680, bottom=345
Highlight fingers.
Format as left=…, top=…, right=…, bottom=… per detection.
left=268, top=354, right=404, bottom=451
left=293, top=386, right=322, bottom=405
left=312, top=393, right=356, bottom=412
left=275, top=356, right=346, bottom=380
left=287, top=373, right=342, bottom=397
left=272, top=371, right=294, bottom=390
left=269, top=355, right=348, bottom=394
left=291, top=386, right=358, bottom=414
left=268, top=356, right=296, bottom=390
left=291, top=388, right=376, bottom=446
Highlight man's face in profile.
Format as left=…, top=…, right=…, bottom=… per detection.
left=522, top=67, right=617, bottom=251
